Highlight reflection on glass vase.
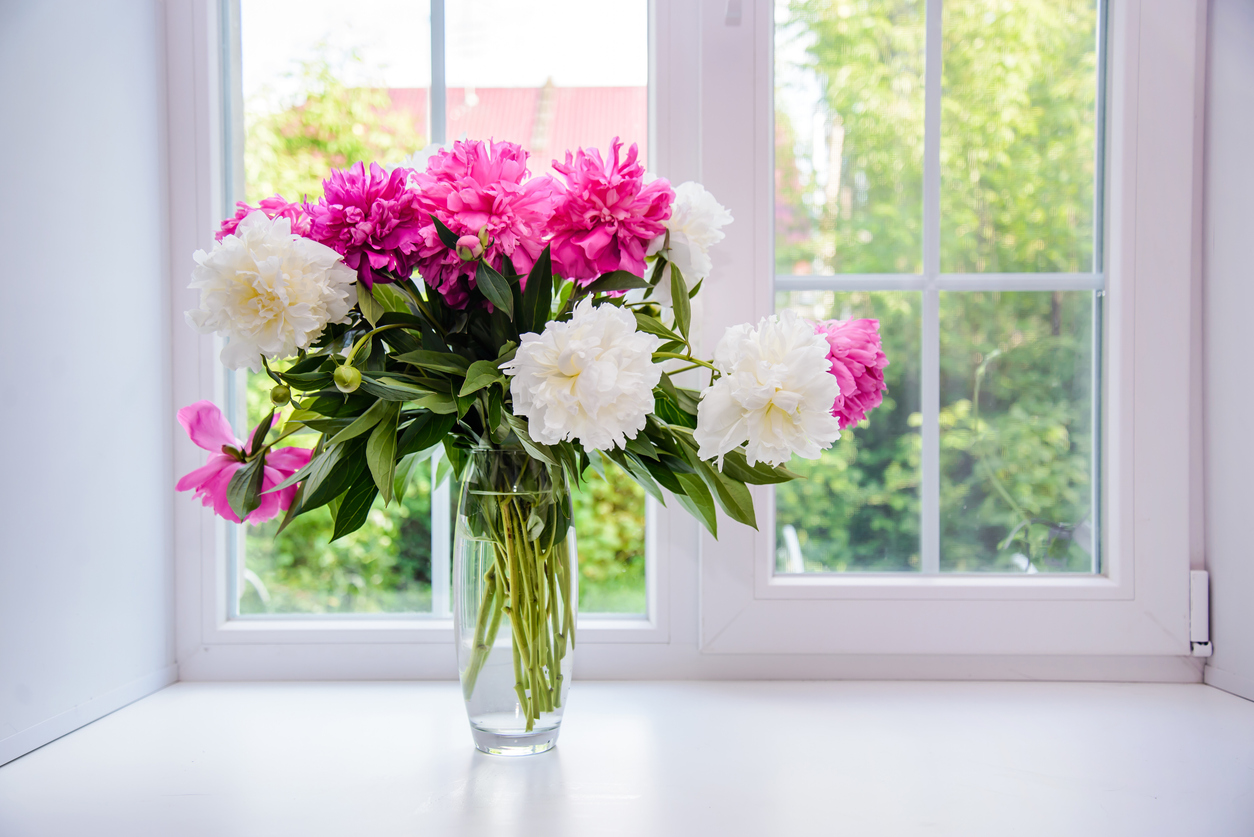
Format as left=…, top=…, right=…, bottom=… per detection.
left=454, top=448, right=577, bottom=756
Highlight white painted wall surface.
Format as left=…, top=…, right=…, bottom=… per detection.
left=0, top=0, right=177, bottom=765
left=1203, top=0, right=1254, bottom=702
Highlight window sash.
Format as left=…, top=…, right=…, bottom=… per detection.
left=694, top=0, right=1200, bottom=658
left=771, top=0, right=1108, bottom=576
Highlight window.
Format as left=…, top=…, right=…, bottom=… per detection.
left=221, top=0, right=652, bottom=620
left=169, top=0, right=1204, bottom=679
left=692, top=0, right=1201, bottom=666
left=773, top=0, right=1102, bottom=575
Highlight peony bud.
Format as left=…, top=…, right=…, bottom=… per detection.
left=270, top=385, right=292, bottom=406
left=477, top=226, right=490, bottom=249
left=455, top=234, right=484, bottom=261
left=333, top=365, right=362, bottom=393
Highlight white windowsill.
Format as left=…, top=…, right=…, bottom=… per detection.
left=1, top=681, right=1251, bottom=836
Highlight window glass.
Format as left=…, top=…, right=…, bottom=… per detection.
left=773, top=0, right=1102, bottom=575
left=774, top=0, right=925, bottom=275
left=939, top=291, right=1095, bottom=572
left=233, top=0, right=650, bottom=615
left=939, top=0, right=1099, bottom=272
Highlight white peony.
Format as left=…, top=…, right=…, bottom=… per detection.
left=186, top=211, right=357, bottom=372
left=647, top=181, right=733, bottom=306
left=694, top=309, right=842, bottom=468
left=503, top=298, right=663, bottom=452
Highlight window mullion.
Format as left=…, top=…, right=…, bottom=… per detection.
left=430, top=0, right=446, bottom=145
left=920, top=0, right=943, bottom=574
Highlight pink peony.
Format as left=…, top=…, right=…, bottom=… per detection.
left=546, top=138, right=674, bottom=284
left=216, top=195, right=312, bottom=241
left=175, top=400, right=312, bottom=524
left=410, top=139, right=557, bottom=308
left=307, top=162, right=427, bottom=289
left=813, top=318, right=889, bottom=429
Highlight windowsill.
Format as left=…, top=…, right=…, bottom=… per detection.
left=1, top=681, right=1251, bottom=835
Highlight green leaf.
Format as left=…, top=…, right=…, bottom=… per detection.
left=459, top=359, right=504, bottom=396
left=505, top=414, right=557, bottom=466
left=366, top=401, right=400, bottom=504
left=226, top=455, right=267, bottom=520
left=358, top=285, right=385, bottom=327
left=328, top=398, right=390, bottom=445
left=606, top=449, right=666, bottom=505
left=330, top=472, right=379, bottom=541
left=586, top=449, right=608, bottom=480
left=582, top=270, right=649, bottom=294
left=674, top=472, right=718, bottom=537
left=669, top=262, right=691, bottom=339
left=395, top=349, right=470, bottom=375
left=634, top=450, right=685, bottom=494
left=373, top=284, right=413, bottom=315
left=476, top=261, right=515, bottom=319
left=624, top=434, right=659, bottom=460
left=674, top=386, right=702, bottom=415
left=357, top=375, right=437, bottom=402
left=299, top=439, right=368, bottom=511
left=412, top=391, right=459, bottom=414
left=633, top=311, right=684, bottom=343
left=279, top=369, right=335, bottom=390
left=247, top=409, right=275, bottom=456
left=555, top=279, right=576, bottom=316
left=719, top=449, right=801, bottom=485
left=430, top=214, right=458, bottom=249
left=519, top=245, right=553, bottom=334
left=393, top=452, right=418, bottom=503
left=688, top=276, right=704, bottom=298
left=695, top=458, right=757, bottom=529
left=274, top=481, right=305, bottom=536
left=655, top=394, right=698, bottom=429
left=397, top=411, right=456, bottom=457
left=657, top=372, right=680, bottom=405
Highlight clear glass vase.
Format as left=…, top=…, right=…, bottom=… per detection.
left=454, top=448, right=577, bottom=756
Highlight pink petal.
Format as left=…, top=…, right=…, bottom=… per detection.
left=178, top=400, right=241, bottom=453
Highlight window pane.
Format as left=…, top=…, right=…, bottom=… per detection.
left=939, top=291, right=1096, bottom=572
left=939, top=0, right=1099, bottom=273
left=775, top=291, right=922, bottom=572
left=236, top=0, right=437, bottom=615
left=775, top=0, right=925, bottom=275
left=445, top=0, right=648, bottom=176
left=572, top=462, right=646, bottom=615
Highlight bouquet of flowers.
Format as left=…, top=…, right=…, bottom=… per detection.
left=177, top=137, right=887, bottom=746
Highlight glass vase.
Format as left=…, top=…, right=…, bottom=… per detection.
left=453, top=448, right=577, bottom=756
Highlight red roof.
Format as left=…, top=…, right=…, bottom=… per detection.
left=386, top=86, right=649, bottom=176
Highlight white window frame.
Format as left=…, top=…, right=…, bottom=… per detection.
left=168, top=0, right=1206, bottom=681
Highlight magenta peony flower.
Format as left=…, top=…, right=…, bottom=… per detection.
left=216, top=195, right=312, bottom=241
left=307, top=162, right=427, bottom=289
left=546, top=138, right=674, bottom=284
left=175, top=400, right=312, bottom=524
left=410, top=139, right=557, bottom=308
left=813, top=318, right=889, bottom=429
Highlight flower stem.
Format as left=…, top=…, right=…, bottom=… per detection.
left=652, top=351, right=718, bottom=373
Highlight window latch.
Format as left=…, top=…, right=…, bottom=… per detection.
left=1191, top=570, right=1212, bottom=657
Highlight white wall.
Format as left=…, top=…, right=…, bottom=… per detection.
left=0, top=0, right=176, bottom=764
left=1203, top=0, right=1254, bottom=702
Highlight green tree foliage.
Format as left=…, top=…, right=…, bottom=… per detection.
left=244, top=52, right=424, bottom=205
left=775, top=0, right=1098, bottom=573
left=571, top=462, right=647, bottom=613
